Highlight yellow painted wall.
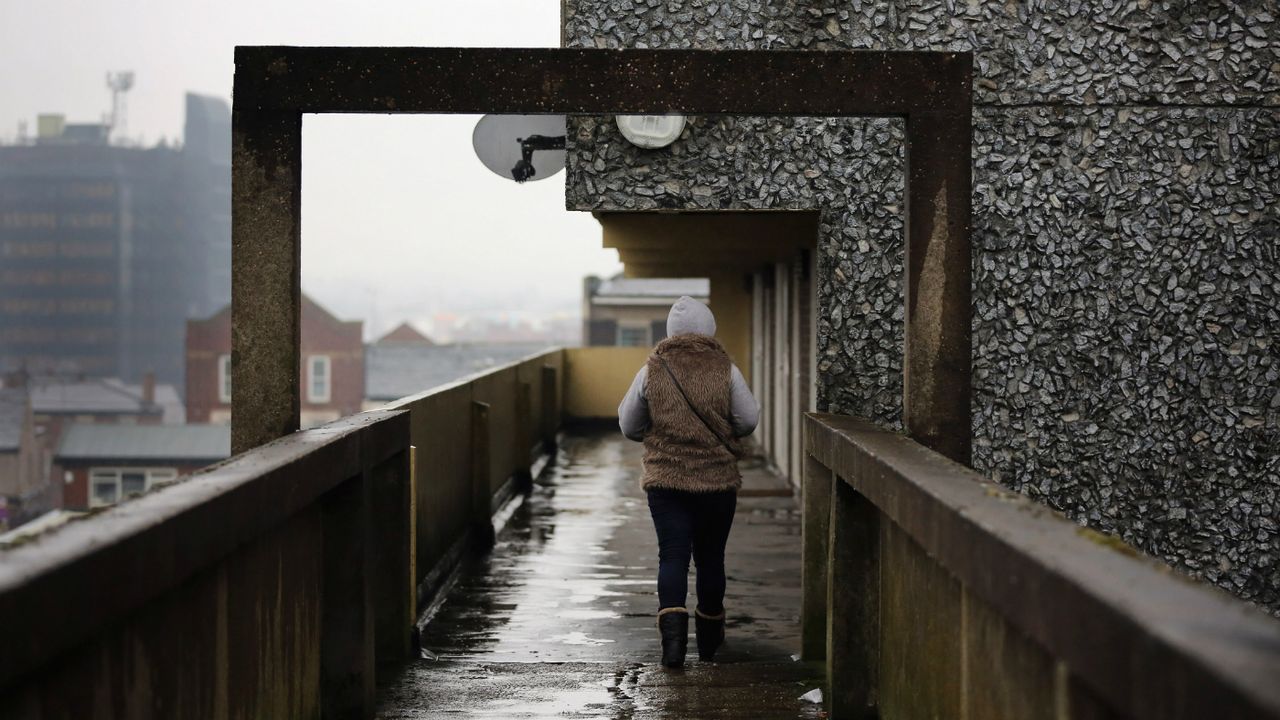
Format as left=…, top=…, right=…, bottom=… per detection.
left=564, top=346, right=651, bottom=419
left=709, top=271, right=753, bottom=383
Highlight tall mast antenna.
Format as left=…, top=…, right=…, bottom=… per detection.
left=106, top=71, right=135, bottom=143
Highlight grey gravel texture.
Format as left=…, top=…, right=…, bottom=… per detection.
left=563, top=1, right=1280, bottom=612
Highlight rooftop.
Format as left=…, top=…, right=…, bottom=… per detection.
left=593, top=276, right=709, bottom=299
left=27, top=378, right=183, bottom=423
left=375, top=322, right=436, bottom=347
left=55, top=424, right=230, bottom=464
left=366, top=343, right=553, bottom=402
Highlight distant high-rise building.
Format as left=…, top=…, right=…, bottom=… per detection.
left=0, top=92, right=231, bottom=389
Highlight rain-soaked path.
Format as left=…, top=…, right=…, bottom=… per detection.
left=377, top=430, right=825, bottom=719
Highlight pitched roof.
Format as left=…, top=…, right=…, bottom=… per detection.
left=195, top=293, right=360, bottom=331
left=56, top=424, right=230, bottom=463
left=365, top=343, right=551, bottom=402
left=27, top=378, right=181, bottom=421
left=376, top=322, right=436, bottom=347
left=593, top=277, right=709, bottom=300
left=30, top=379, right=155, bottom=415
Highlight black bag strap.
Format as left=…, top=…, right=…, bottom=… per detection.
left=654, top=356, right=737, bottom=457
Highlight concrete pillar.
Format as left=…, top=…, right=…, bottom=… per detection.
left=540, top=365, right=559, bottom=453
left=321, top=475, right=374, bottom=719
left=903, top=110, right=973, bottom=465
left=470, top=401, right=494, bottom=549
left=827, top=477, right=880, bottom=719
left=368, top=449, right=414, bottom=667
left=801, top=452, right=833, bottom=660
left=514, top=381, right=533, bottom=490
left=230, top=106, right=302, bottom=455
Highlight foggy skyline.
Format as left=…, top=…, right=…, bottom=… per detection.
left=0, top=0, right=623, bottom=340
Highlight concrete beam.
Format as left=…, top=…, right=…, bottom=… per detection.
left=599, top=210, right=819, bottom=250
left=623, top=263, right=753, bottom=278
left=616, top=247, right=795, bottom=265
left=233, top=47, right=972, bottom=461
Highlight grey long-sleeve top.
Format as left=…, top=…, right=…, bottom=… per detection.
left=618, top=364, right=759, bottom=442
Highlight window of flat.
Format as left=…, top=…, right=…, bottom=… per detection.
left=218, top=354, right=232, bottom=403
left=308, top=355, right=331, bottom=403
left=88, top=467, right=179, bottom=508
left=617, top=325, right=649, bottom=347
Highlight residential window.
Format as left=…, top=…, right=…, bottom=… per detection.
left=87, top=467, right=179, bottom=508
left=617, top=326, right=649, bottom=347
left=120, top=471, right=146, bottom=496
left=218, top=354, right=232, bottom=403
left=90, top=471, right=118, bottom=507
left=308, top=355, right=331, bottom=403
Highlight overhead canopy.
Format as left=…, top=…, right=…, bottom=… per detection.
left=595, top=211, right=819, bottom=278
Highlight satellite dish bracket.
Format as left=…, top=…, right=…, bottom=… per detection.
left=512, top=134, right=566, bottom=182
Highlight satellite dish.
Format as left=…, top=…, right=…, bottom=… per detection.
left=472, top=114, right=567, bottom=183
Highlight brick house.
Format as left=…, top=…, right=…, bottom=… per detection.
left=0, top=389, right=50, bottom=529
left=186, top=295, right=364, bottom=428
left=582, top=275, right=709, bottom=347
left=55, top=424, right=229, bottom=510
left=27, top=374, right=180, bottom=450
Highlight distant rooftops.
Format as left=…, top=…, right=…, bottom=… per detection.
left=589, top=276, right=709, bottom=305
left=56, top=424, right=230, bottom=464
left=375, top=322, right=436, bottom=347
left=0, top=389, right=27, bottom=452
left=25, top=377, right=184, bottom=424
left=366, top=343, right=552, bottom=402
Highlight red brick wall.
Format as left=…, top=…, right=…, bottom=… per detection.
left=185, top=307, right=231, bottom=423
left=185, top=297, right=365, bottom=423
left=300, top=297, right=365, bottom=417
left=62, top=466, right=87, bottom=510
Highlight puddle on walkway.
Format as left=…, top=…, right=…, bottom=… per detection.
left=377, top=430, right=824, bottom=719
left=549, top=631, right=617, bottom=646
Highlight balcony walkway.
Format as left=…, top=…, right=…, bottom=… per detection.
left=377, top=430, right=825, bottom=719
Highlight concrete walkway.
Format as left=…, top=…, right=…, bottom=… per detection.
left=377, top=430, right=825, bottom=719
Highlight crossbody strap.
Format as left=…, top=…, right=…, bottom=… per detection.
left=654, top=356, right=736, bottom=457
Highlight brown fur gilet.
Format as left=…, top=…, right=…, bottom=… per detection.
left=641, top=334, right=742, bottom=493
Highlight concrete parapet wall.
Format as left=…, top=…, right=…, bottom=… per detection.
left=0, top=410, right=413, bottom=718
left=383, top=348, right=564, bottom=589
left=0, top=347, right=571, bottom=717
left=803, top=413, right=1280, bottom=719
left=563, top=346, right=652, bottom=420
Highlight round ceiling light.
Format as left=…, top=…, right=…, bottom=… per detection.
left=616, top=114, right=686, bottom=149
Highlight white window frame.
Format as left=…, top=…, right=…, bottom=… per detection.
left=308, top=355, right=332, bottom=403
left=616, top=325, right=650, bottom=348
left=87, top=467, right=179, bottom=508
left=218, top=354, right=232, bottom=403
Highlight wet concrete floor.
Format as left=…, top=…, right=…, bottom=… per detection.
left=377, top=430, right=826, bottom=719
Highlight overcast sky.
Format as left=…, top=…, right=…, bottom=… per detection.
left=0, top=0, right=621, bottom=339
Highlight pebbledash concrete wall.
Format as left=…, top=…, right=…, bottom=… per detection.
left=562, top=2, right=1279, bottom=611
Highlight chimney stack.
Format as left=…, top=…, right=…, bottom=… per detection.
left=142, top=371, right=155, bottom=405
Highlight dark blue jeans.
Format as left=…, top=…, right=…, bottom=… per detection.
left=647, top=487, right=737, bottom=615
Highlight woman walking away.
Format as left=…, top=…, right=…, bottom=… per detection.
left=618, top=295, right=760, bottom=669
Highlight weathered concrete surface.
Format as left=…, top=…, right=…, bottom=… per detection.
left=377, top=431, right=824, bottom=718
